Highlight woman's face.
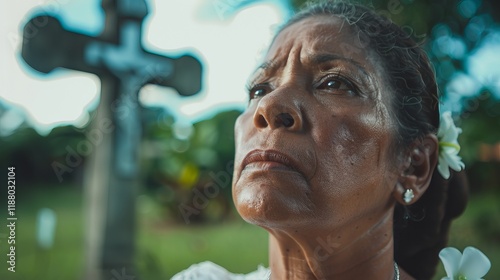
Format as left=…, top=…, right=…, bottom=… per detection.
left=232, top=15, right=400, bottom=232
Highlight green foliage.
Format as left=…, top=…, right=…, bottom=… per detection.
left=459, top=93, right=500, bottom=163
left=457, top=93, right=500, bottom=191
left=0, top=126, right=85, bottom=185
left=141, top=109, right=242, bottom=224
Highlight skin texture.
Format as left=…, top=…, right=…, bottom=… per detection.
left=232, top=15, right=437, bottom=279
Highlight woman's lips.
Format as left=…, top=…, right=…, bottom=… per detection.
left=241, top=149, right=301, bottom=173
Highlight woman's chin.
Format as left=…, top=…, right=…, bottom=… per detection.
left=234, top=181, right=314, bottom=229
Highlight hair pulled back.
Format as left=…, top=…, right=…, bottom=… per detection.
left=277, top=1, right=469, bottom=279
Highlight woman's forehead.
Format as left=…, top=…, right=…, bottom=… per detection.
left=264, top=15, right=380, bottom=72
left=257, top=16, right=381, bottom=81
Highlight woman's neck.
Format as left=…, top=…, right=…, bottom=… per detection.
left=267, top=211, right=399, bottom=280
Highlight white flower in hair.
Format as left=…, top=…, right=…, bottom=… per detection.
left=439, top=246, right=491, bottom=280
left=437, top=111, right=465, bottom=179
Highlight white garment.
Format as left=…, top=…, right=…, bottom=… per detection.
left=171, top=261, right=270, bottom=280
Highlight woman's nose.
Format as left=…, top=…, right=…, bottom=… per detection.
left=252, top=90, right=304, bottom=132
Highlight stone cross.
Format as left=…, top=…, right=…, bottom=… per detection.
left=21, top=0, right=202, bottom=279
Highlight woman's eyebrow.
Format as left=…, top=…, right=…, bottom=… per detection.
left=250, top=54, right=370, bottom=82
left=309, top=53, right=369, bottom=76
left=256, top=60, right=279, bottom=73
left=248, top=60, right=279, bottom=82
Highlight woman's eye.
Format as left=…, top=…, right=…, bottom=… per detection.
left=248, top=85, right=270, bottom=99
left=325, top=80, right=341, bottom=89
left=317, top=76, right=357, bottom=95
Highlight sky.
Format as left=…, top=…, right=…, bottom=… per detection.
left=0, top=0, right=291, bottom=135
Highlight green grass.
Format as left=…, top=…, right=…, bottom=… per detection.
left=135, top=193, right=269, bottom=278
left=0, top=184, right=85, bottom=280
left=0, top=185, right=498, bottom=279
left=136, top=218, right=268, bottom=279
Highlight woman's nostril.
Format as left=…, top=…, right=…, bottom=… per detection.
left=276, top=113, right=295, bottom=128
left=256, top=114, right=268, bottom=128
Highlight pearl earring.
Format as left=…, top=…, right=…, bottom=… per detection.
left=403, top=189, right=414, bottom=204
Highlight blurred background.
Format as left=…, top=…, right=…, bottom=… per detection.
left=0, top=0, right=499, bottom=279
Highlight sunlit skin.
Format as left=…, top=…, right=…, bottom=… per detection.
left=231, top=15, right=437, bottom=279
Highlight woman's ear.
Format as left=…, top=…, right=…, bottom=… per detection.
left=394, top=134, right=439, bottom=205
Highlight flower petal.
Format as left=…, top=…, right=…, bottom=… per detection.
left=437, top=155, right=451, bottom=179
left=438, top=112, right=453, bottom=139
left=439, top=247, right=462, bottom=277
left=458, top=246, right=491, bottom=279
left=437, top=111, right=465, bottom=179
left=442, top=150, right=465, bottom=172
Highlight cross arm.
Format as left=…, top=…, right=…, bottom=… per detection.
left=147, top=54, right=203, bottom=96
left=22, top=15, right=104, bottom=75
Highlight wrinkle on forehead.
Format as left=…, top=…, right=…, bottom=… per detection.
left=256, top=15, right=374, bottom=79
left=267, top=16, right=346, bottom=60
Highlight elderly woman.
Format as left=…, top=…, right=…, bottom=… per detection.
left=173, top=1, right=468, bottom=279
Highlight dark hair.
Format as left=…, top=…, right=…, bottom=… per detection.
left=278, top=1, right=468, bottom=279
